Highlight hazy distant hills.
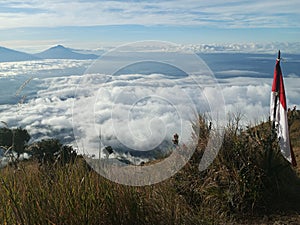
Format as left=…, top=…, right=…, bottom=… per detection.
left=0, top=45, right=99, bottom=62
left=0, top=46, right=40, bottom=62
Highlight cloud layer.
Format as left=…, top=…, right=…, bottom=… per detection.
left=0, top=0, right=299, bottom=28
left=0, top=52, right=299, bottom=159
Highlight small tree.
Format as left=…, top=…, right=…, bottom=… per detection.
left=0, top=127, right=13, bottom=147
left=31, top=139, right=62, bottom=166
left=58, top=145, right=77, bottom=165
left=30, top=139, right=77, bottom=167
left=12, top=127, right=31, bottom=158
left=0, top=127, right=30, bottom=168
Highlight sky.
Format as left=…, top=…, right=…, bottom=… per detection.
left=0, top=0, right=300, bottom=52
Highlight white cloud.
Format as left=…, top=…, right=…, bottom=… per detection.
left=0, top=0, right=299, bottom=28
left=216, top=70, right=267, bottom=77
left=185, top=42, right=300, bottom=54
left=0, top=53, right=220, bottom=157
left=0, top=51, right=299, bottom=163
left=71, top=73, right=204, bottom=156
left=0, top=59, right=92, bottom=77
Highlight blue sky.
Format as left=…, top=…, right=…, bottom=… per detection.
left=0, top=0, right=300, bottom=52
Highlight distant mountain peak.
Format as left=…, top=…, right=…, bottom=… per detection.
left=34, top=45, right=98, bottom=60
left=55, top=44, right=65, bottom=48
left=0, top=45, right=100, bottom=61
left=45, top=45, right=70, bottom=52
left=50, top=45, right=68, bottom=50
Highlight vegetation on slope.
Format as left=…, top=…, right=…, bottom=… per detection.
left=0, top=112, right=300, bottom=224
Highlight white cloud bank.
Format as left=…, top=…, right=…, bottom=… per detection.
left=185, top=42, right=300, bottom=54
left=0, top=55, right=299, bottom=159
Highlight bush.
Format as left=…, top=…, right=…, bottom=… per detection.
left=29, top=139, right=77, bottom=167
left=0, top=127, right=30, bottom=157
left=0, top=127, right=13, bottom=147
left=0, top=127, right=30, bottom=168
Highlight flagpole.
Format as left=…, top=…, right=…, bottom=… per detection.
left=272, top=50, right=281, bottom=130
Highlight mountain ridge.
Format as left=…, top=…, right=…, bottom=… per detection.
left=0, top=45, right=99, bottom=62
left=34, top=45, right=99, bottom=60
left=0, top=46, right=40, bottom=62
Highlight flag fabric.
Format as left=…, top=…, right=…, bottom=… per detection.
left=270, top=51, right=297, bottom=166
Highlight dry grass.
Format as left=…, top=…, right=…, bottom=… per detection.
left=1, top=113, right=300, bottom=224
left=0, top=158, right=199, bottom=225
left=174, top=114, right=300, bottom=222
left=294, top=147, right=300, bottom=174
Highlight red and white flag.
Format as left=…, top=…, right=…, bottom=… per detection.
left=270, top=51, right=297, bottom=166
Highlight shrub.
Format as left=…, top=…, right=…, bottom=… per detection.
left=0, top=127, right=30, bottom=168
left=28, top=139, right=77, bottom=167
left=0, top=127, right=30, bottom=156
left=174, top=115, right=299, bottom=220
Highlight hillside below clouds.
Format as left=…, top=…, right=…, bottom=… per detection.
left=0, top=45, right=99, bottom=62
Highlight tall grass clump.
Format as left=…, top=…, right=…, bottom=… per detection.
left=174, top=114, right=300, bottom=220
left=0, top=157, right=198, bottom=225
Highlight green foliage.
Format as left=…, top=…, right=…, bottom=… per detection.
left=12, top=127, right=31, bottom=156
left=0, top=127, right=13, bottom=147
left=29, top=139, right=77, bottom=166
left=30, top=139, right=62, bottom=165
left=0, top=127, right=30, bottom=156
left=59, top=145, right=77, bottom=165
left=0, top=127, right=30, bottom=168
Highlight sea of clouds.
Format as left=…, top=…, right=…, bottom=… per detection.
left=0, top=52, right=299, bottom=166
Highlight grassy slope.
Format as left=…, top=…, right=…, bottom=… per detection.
left=240, top=110, right=300, bottom=224
left=0, top=113, right=300, bottom=224
left=289, top=110, right=300, bottom=173
left=0, top=159, right=199, bottom=225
